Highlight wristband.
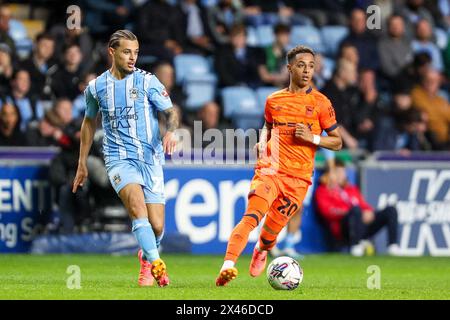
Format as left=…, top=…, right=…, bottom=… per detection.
left=312, top=134, right=321, bottom=146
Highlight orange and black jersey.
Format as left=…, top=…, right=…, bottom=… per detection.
left=256, top=86, right=338, bottom=182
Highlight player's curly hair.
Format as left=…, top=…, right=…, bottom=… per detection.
left=287, top=45, right=315, bottom=63
left=108, top=30, right=138, bottom=49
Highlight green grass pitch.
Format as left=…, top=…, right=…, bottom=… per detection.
left=0, top=254, right=449, bottom=300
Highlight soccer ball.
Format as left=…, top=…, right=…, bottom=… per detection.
left=266, top=256, right=303, bottom=290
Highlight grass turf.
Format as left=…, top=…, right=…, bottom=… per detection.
left=0, top=254, right=449, bottom=300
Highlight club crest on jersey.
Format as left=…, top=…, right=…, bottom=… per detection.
left=305, top=106, right=314, bottom=116
left=113, top=174, right=121, bottom=185
left=129, top=88, right=138, bottom=100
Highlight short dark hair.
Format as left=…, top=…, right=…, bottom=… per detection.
left=324, top=158, right=346, bottom=173
left=286, top=45, right=315, bottom=63
left=36, top=32, right=54, bottom=43
left=273, top=23, right=291, bottom=35
left=108, top=30, right=138, bottom=49
left=229, top=24, right=247, bottom=37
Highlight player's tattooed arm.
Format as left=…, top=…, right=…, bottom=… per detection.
left=162, top=107, right=179, bottom=155
left=163, top=107, right=179, bottom=132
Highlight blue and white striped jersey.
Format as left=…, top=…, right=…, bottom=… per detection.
left=84, top=68, right=172, bottom=165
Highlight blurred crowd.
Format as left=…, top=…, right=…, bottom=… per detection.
left=0, top=0, right=449, bottom=233
left=0, top=0, right=448, bottom=154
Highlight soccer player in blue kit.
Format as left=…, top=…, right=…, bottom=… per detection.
left=72, top=30, right=178, bottom=287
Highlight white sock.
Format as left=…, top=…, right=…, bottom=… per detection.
left=221, top=260, right=235, bottom=271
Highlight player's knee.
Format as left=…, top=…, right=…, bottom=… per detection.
left=152, top=222, right=164, bottom=237
left=127, top=198, right=147, bottom=219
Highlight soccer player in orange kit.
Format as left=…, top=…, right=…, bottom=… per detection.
left=216, top=45, right=343, bottom=286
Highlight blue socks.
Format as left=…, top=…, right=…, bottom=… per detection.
left=132, top=218, right=159, bottom=263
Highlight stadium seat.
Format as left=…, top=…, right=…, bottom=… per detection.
left=183, top=73, right=217, bottom=111
left=435, top=28, right=448, bottom=50
left=256, top=86, right=278, bottom=109
left=222, top=86, right=263, bottom=130
left=174, top=54, right=212, bottom=84
left=246, top=26, right=258, bottom=47
left=256, top=25, right=275, bottom=47
left=320, top=25, right=349, bottom=57
left=321, top=57, right=335, bottom=79
left=201, top=0, right=218, bottom=6
left=439, top=90, right=449, bottom=102
left=290, top=26, right=325, bottom=53
left=8, top=19, right=27, bottom=40
left=8, top=19, right=33, bottom=59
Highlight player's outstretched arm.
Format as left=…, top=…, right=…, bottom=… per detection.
left=72, top=117, right=97, bottom=193
left=295, top=124, right=342, bottom=151
left=255, top=121, right=272, bottom=159
left=162, top=107, right=179, bottom=155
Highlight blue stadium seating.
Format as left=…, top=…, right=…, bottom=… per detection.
left=174, top=54, right=212, bottom=84
left=320, top=25, right=349, bottom=57
left=8, top=19, right=32, bottom=59
left=256, top=86, right=278, bottom=109
left=435, top=28, right=448, bottom=50
left=246, top=26, right=259, bottom=47
left=184, top=73, right=217, bottom=111
left=201, top=0, right=218, bottom=7
left=290, top=25, right=325, bottom=53
left=256, top=25, right=275, bottom=47
left=221, top=86, right=264, bottom=130
left=321, top=57, right=336, bottom=79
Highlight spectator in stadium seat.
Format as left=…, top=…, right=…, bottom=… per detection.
left=136, top=0, right=181, bottom=62
left=21, top=33, right=56, bottom=100
left=173, top=0, right=215, bottom=55
left=242, top=0, right=280, bottom=26
left=47, top=98, right=89, bottom=233
left=355, top=69, right=388, bottom=150
left=207, top=0, right=244, bottom=46
left=25, top=111, right=63, bottom=147
left=49, top=12, right=94, bottom=74
left=373, top=107, right=424, bottom=153
left=0, top=101, right=27, bottom=146
left=394, top=51, right=432, bottom=93
left=398, top=0, right=435, bottom=40
left=423, top=0, right=450, bottom=30
left=411, top=69, right=450, bottom=148
left=83, top=0, right=132, bottom=40
left=49, top=43, right=84, bottom=100
left=373, top=88, right=440, bottom=152
left=411, top=19, right=444, bottom=72
left=378, top=15, right=414, bottom=82
left=0, top=5, right=17, bottom=59
left=215, top=24, right=264, bottom=88
left=193, top=101, right=227, bottom=149
left=338, top=43, right=360, bottom=67
left=153, top=62, right=187, bottom=111
left=321, top=59, right=360, bottom=150
left=242, top=0, right=313, bottom=26
left=258, top=23, right=290, bottom=88
left=0, top=43, right=13, bottom=94
left=284, top=0, right=347, bottom=27
left=315, top=159, right=400, bottom=256
left=6, top=69, right=44, bottom=131
left=340, top=8, right=380, bottom=71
